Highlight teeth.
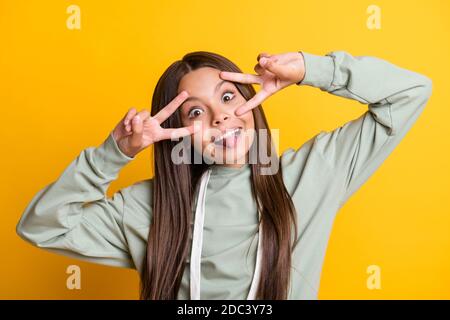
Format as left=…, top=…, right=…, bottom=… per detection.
left=214, top=128, right=241, bottom=144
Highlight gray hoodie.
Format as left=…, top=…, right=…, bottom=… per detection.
left=16, top=50, right=433, bottom=299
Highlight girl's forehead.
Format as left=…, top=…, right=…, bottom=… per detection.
left=178, top=67, right=221, bottom=94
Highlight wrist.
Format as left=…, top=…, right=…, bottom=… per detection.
left=90, top=132, right=134, bottom=178
left=110, top=132, right=136, bottom=160
left=295, top=51, right=306, bottom=85
left=297, top=51, right=335, bottom=90
left=111, top=131, right=136, bottom=159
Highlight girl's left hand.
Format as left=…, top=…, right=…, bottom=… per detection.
left=219, top=51, right=306, bottom=116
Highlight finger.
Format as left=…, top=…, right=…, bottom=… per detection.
left=129, top=114, right=144, bottom=148
left=235, top=90, right=271, bottom=116
left=257, top=52, right=271, bottom=62
left=259, top=57, right=287, bottom=77
left=123, top=107, right=137, bottom=126
left=124, top=108, right=138, bottom=133
left=127, top=109, right=150, bottom=133
left=219, top=71, right=262, bottom=85
left=254, top=63, right=273, bottom=76
left=161, top=125, right=200, bottom=141
left=136, top=110, right=150, bottom=121
left=153, top=90, right=189, bottom=124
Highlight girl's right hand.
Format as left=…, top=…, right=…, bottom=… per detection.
left=111, top=90, right=198, bottom=158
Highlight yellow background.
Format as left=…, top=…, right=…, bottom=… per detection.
left=1, top=0, right=449, bottom=299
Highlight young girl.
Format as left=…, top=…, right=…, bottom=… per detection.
left=16, top=49, right=432, bottom=300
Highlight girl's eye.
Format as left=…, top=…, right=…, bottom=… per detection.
left=188, top=108, right=204, bottom=119
left=222, top=91, right=235, bottom=103
left=187, top=91, right=234, bottom=118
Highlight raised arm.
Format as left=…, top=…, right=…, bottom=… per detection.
left=16, top=91, right=195, bottom=268
left=220, top=49, right=432, bottom=206
left=16, top=132, right=137, bottom=268
left=298, top=50, right=432, bottom=205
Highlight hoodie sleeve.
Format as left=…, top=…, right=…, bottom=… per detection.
left=296, top=50, right=432, bottom=206
left=16, top=132, right=136, bottom=268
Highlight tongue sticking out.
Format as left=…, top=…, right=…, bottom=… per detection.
left=220, top=131, right=241, bottom=148
left=223, top=134, right=237, bottom=148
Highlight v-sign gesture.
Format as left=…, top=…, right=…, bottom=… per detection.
left=112, top=91, right=199, bottom=158
left=220, top=51, right=306, bottom=116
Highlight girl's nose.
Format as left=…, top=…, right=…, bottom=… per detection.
left=212, top=113, right=230, bottom=125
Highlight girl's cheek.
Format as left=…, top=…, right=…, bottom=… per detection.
left=239, top=111, right=254, bottom=126
left=189, top=126, right=211, bottom=148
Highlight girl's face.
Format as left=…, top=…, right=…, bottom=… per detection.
left=178, top=67, right=255, bottom=167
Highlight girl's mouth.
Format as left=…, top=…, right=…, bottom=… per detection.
left=212, top=127, right=242, bottom=148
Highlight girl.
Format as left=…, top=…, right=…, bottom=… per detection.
left=16, top=49, right=432, bottom=300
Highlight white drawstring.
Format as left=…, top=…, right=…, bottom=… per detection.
left=190, top=168, right=263, bottom=300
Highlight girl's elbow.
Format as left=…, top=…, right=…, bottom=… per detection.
left=16, top=218, right=38, bottom=246
left=417, top=75, right=433, bottom=101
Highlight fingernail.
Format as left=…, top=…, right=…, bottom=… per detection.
left=260, top=58, right=267, bottom=66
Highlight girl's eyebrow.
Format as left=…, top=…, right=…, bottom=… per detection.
left=214, top=79, right=231, bottom=94
left=180, top=80, right=233, bottom=107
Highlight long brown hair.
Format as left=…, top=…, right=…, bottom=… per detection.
left=140, top=51, right=299, bottom=300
